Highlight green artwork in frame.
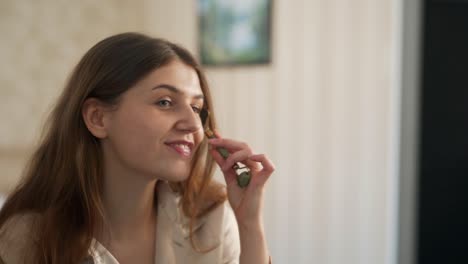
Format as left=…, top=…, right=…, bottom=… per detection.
left=198, top=0, right=272, bottom=66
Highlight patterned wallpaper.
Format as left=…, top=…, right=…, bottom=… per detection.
left=0, top=0, right=146, bottom=192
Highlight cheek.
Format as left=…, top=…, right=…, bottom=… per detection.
left=110, top=110, right=165, bottom=154
left=194, top=129, right=204, bottom=145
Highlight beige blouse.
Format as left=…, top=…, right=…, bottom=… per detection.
left=0, top=182, right=241, bottom=264
left=88, top=182, right=241, bottom=264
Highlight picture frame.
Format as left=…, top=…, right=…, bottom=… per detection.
left=198, top=0, right=272, bottom=66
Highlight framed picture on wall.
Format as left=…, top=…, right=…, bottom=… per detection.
left=197, top=0, right=272, bottom=66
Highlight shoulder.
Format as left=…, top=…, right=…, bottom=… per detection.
left=0, top=213, right=40, bottom=263
left=196, top=197, right=240, bottom=262
left=157, top=180, right=233, bottom=227
left=158, top=180, right=239, bottom=248
left=155, top=182, right=241, bottom=263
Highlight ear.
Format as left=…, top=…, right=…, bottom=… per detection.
left=82, top=98, right=110, bottom=139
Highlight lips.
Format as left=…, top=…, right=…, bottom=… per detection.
left=164, top=140, right=194, bottom=157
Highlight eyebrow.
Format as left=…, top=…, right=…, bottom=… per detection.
left=152, top=84, right=204, bottom=100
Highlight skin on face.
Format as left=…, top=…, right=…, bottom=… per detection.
left=101, top=59, right=205, bottom=182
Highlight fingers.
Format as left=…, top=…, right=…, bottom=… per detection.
left=209, top=148, right=237, bottom=185
left=210, top=142, right=262, bottom=172
left=208, top=137, right=251, bottom=153
left=209, top=133, right=256, bottom=172
left=221, top=148, right=254, bottom=172
left=207, top=135, right=274, bottom=187
left=249, top=154, right=275, bottom=173
left=208, top=136, right=256, bottom=171
left=248, top=154, right=275, bottom=186
left=249, top=154, right=275, bottom=174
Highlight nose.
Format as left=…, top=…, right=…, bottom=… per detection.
left=175, top=104, right=203, bottom=133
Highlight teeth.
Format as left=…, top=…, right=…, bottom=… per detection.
left=172, top=144, right=190, bottom=154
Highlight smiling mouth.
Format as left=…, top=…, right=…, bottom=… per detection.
left=165, top=143, right=192, bottom=157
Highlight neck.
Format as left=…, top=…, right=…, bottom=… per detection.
left=98, top=160, right=158, bottom=243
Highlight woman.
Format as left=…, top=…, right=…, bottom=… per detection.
left=0, top=33, right=274, bottom=263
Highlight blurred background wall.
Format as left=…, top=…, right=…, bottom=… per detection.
left=0, top=0, right=405, bottom=263
left=0, top=0, right=147, bottom=192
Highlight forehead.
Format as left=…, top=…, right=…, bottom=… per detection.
left=135, top=59, right=203, bottom=96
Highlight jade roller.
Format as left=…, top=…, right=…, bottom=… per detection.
left=200, top=109, right=251, bottom=188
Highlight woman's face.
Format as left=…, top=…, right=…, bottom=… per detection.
left=102, top=59, right=205, bottom=182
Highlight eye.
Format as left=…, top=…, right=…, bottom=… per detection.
left=200, top=108, right=209, bottom=126
left=156, top=99, right=172, bottom=108
left=191, top=105, right=202, bottom=114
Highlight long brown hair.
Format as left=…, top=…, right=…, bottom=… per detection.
left=0, top=32, right=226, bottom=263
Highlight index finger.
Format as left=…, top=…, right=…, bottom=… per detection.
left=208, top=137, right=250, bottom=152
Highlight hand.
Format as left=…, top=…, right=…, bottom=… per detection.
left=208, top=134, right=275, bottom=227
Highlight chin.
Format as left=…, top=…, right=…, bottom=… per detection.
left=158, top=168, right=191, bottom=182
left=168, top=174, right=190, bottom=183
